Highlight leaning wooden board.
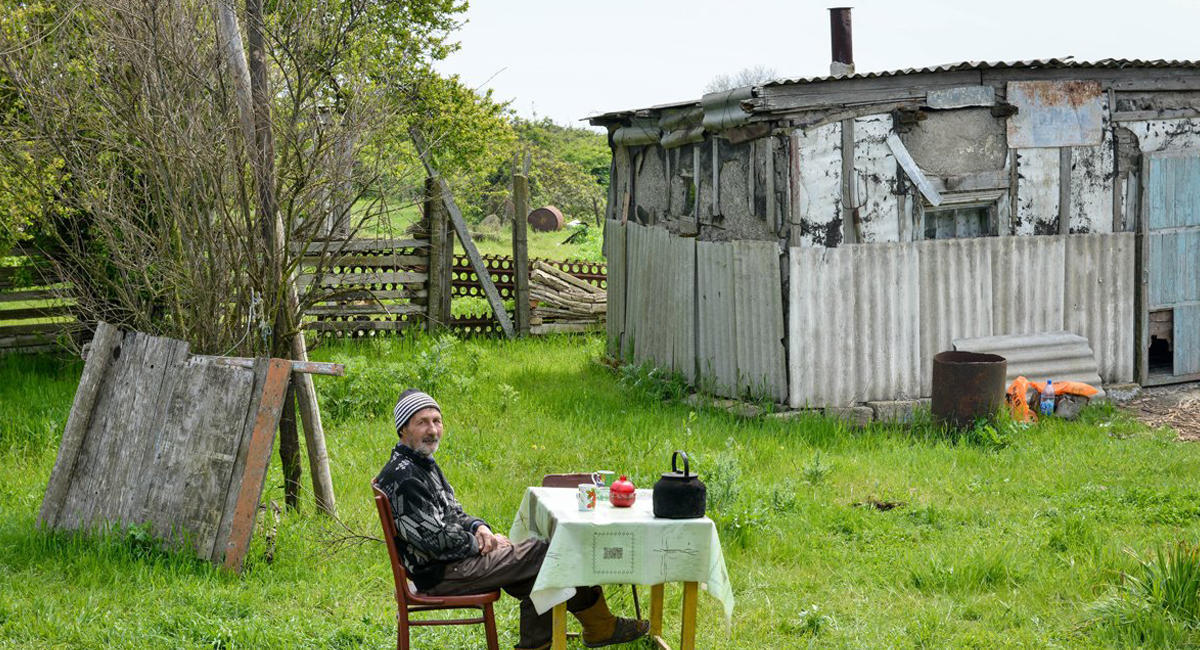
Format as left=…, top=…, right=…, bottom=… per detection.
left=38, top=322, right=289, bottom=572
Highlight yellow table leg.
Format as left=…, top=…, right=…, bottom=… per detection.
left=551, top=603, right=567, bottom=650
left=680, top=581, right=698, bottom=650
left=650, top=583, right=664, bottom=638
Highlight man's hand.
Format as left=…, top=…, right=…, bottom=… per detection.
left=474, top=526, right=511, bottom=555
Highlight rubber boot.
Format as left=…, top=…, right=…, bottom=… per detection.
left=571, top=590, right=650, bottom=648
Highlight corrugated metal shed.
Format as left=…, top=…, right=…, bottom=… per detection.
left=953, top=331, right=1104, bottom=393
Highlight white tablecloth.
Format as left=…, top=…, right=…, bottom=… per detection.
left=508, top=487, right=733, bottom=617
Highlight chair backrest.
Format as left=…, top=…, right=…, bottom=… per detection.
left=372, top=480, right=419, bottom=605
left=541, top=473, right=596, bottom=488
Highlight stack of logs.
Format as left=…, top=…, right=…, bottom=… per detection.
left=529, top=260, right=606, bottom=334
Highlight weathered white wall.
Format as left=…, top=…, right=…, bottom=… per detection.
left=1015, top=148, right=1061, bottom=235
left=790, top=122, right=842, bottom=247
left=853, top=114, right=901, bottom=242
left=1126, top=118, right=1200, bottom=153
left=1069, top=102, right=1114, bottom=234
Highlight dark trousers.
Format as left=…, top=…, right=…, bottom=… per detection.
left=426, top=538, right=598, bottom=646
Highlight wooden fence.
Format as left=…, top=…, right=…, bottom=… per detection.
left=0, top=250, right=79, bottom=355
left=297, top=237, right=432, bottom=338
left=449, top=254, right=606, bottom=336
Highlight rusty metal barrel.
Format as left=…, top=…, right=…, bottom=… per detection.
left=931, top=350, right=1007, bottom=429
left=528, top=206, right=564, bottom=232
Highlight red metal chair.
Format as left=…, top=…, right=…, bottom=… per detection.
left=372, top=481, right=501, bottom=650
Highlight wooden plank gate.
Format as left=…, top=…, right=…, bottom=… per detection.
left=0, top=248, right=80, bottom=354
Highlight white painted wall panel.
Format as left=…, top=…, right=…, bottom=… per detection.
left=1015, top=148, right=1060, bottom=235
left=853, top=114, right=901, bottom=243
left=1070, top=124, right=1115, bottom=234
left=1126, top=118, right=1200, bottom=153
left=791, top=122, right=842, bottom=247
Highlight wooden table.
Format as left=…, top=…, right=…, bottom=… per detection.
left=508, top=487, right=733, bottom=650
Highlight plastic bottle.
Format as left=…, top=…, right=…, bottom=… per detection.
left=1040, top=380, right=1055, bottom=416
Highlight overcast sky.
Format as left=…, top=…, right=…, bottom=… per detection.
left=435, top=0, right=1200, bottom=128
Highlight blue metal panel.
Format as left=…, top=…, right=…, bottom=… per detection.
left=1175, top=305, right=1200, bottom=376
left=1148, top=153, right=1200, bottom=378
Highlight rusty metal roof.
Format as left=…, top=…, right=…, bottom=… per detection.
left=763, top=57, right=1200, bottom=86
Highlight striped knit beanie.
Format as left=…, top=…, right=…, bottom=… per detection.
left=394, top=389, right=440, bottom=435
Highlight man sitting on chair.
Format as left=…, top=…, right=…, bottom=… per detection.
left=376, top=389, right=649, bottom=650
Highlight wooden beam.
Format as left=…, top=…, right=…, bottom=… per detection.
left=424, top=176, right=451, bottom=330
left=191, top=355, right=345, bottom=376
left=1135, top=156, right=1151, bottom=384
left=513, top=174, right=531, bottom=337
left=290, top=238, right=427, bottom=254
left=37, top=322, right=120, bottom=528
left=1059, top=147, right=1073, bottom=234
left=410, top=128, right=515, bottom=338
left=681, top=581, right=698, bottom=650
left=841, top=119, right=857, bottom=244
left=222, top=358, right=290, bottom=572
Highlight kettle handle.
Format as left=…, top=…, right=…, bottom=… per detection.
left=671, top=450, right=690, bottom=477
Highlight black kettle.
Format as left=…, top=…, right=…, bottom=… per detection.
left=652, top=451, right=707, bottom=519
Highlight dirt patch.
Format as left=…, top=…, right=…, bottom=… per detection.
left=1122, top=382, right=1200, bottom=441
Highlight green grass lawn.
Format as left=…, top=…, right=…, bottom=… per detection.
left=2, top=336, right=1199, bottom=648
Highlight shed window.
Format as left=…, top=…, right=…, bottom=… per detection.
left=923, top=204, right=994, bottom=240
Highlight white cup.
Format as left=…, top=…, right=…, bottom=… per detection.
left=577, top=483, right=598, bottom=511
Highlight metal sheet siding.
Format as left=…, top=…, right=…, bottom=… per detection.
left=1064, top=234, right=1136, bottom=383
left=789, top=233, right=1131, bottom=407
left=671, top=233, right=697, bottom=382
left=953, top=331, right=1104, bottom=390
left=624, top=222, right=647, bottom=361
left=697, top=241, right=737, bottom=395
left=917, top=238, right=994, bottom=395
left=990, top=236, right=1066, bottom=336
left=732, top=240, right=787, bottom=401
left=605, top=220, right=627, bottom=358
left=788, top=243, right=920, bottom=407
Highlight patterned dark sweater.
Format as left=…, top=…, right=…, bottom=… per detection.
left=375, top=442, right=488, bottom=591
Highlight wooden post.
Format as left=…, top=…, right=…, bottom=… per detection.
left=425, top=175, right=452, bottom=331
left=513, top=174, right=531, bottom=337
left=551, top=603, right=567, bottom=650
left=410, top=128, right=515, bottom=338
left=278, top=379, right=300, bottom=510
left=649, top=584, right=664, bottom=638
left=214, top=0, right=337, bottom=516
left=680, top=581, right=699, bottom=650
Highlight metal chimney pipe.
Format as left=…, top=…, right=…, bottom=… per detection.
left=829, top=7, right=855, bottom=77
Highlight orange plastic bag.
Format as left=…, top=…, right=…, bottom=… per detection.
left=1006, top=376, right=1099, bottom=422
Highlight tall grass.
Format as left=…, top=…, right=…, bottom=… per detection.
left=2, top=334, right=1200, bottom=648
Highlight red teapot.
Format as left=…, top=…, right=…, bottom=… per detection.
left=610, top=475, right=636, bottom=507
